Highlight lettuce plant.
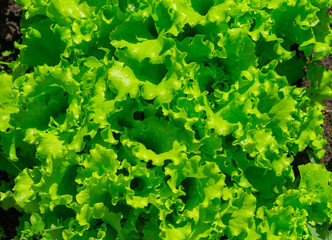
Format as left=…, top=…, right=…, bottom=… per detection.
left=0, top=0, right=332, bottom=239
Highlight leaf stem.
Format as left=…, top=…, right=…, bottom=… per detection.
left=0, top=61, right=10, bottom=66
left=0, top=151, right=23, bottom=173
left=44, top=226, right=64, bottom=232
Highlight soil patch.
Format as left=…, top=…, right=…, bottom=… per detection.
left=0, top=0, right=21, bottom=73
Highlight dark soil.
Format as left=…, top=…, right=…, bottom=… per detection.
left=0, top=208, right=22, bottom=240
left=0, top=0, right=21, bottom=74
left=0, top=1, right=331, bottom=239
left=322, top=95, right=332, bottom=171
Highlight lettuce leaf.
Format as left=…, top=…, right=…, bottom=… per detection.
left=1, top=0, right=331, bottom=239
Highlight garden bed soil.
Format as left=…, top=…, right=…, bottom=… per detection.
left=0, top=0, right=21, bottom=74
left=0, top=1, right=331, bottom=239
